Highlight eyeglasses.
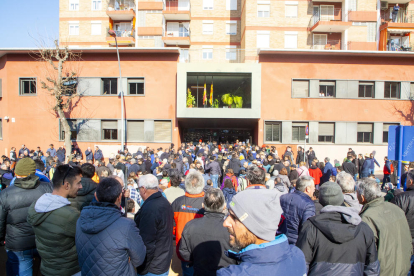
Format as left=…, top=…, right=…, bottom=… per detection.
left=62, top=165, right=73, bottom=185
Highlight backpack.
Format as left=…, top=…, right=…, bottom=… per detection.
left=238, top=176, right=248, bottom=191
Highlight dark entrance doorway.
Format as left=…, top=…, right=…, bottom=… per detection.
left=178, top=118, right=258, bottom=144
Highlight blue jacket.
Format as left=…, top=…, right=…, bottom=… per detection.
left=94, top=149, right=103, bottom=161
left=362, top=158, right=373, bottom=174
left=222, top=188, right=236, bottom=207
left=85, top=150, right=93, bottom=160
left=217, top=235, right=306, bottom=276
left=280, top=190, right=315, bottom=244
left=35, top=169, right=50, bottom=183
left=321, top=162, right=333, bottom=184
left=76, top=202, right=146, bottom=276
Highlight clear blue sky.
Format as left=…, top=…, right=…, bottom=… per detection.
left=0, top=0, right=59, bottom=48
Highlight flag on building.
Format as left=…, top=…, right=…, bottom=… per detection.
left=209, top=82, right=213, bottom=106
left=203, top=82, right=207, bottom=106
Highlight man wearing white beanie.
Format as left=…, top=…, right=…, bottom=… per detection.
left=217, top=189, right=306, bottom=276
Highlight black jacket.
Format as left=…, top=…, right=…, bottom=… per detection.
left=179, top=212, right=237, bottom=276
left=296, top=151, right=304, bottom=164
left=134, top=192, right=173, bottom=275
left=296, top=206, right=380, bottom=276
left=392, top=186, right=414, bottom=248
left=342, top=161, right=357, bottom=176
left=0, top=175, right=52, bottom=251
left=226, top=158, right=241, bottom=175
left=68, top=177, right=97, bottom=211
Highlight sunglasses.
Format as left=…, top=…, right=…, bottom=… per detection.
left=62, top=165, right=73, bottom=185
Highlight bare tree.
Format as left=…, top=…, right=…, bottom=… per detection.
left=34, top=40, right=82, bottom=163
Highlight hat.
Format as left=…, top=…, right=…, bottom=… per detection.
left=15, top=158, right=36, bottom=176
left=364, top=153, right=370, bottom=157
left=229, top=189, right=283, bottom=241
left=319, top=182, right=344, bottom=207
left=115, top=163, right=123, bottom=170
left=291, top=164, right=297, bottom=168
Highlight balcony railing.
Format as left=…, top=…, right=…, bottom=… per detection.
left=107, top=0, right=135, bottom=11
left=165, top=0, right=190, bottom=11
left=381, top=10, right=414, bottom=24
left=312, top=40, right=342, bottom=50
left=106, top=28, right=135, bottom=38
left=309, top=8, right=343, bottom=28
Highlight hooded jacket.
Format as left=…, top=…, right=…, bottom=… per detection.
left=392, top=186, right=414, bottom=247
left=343, top=192, right=363, bottom=212
left=27, top=193, right=80, bottom=276
left=321, top=162, right=333, bottom=184
left=296, top=206, right=380, bottom=276
left=76, top=202, right=146, bottom=276
left=0, top=175, right=52, bottom=251
left=222, top=188, right=237, bottom=208
left=68, top=177, right=97, bottom=211
left=342, top=160, right=357, bottom=176
left=360, top=198, right=412, bottom=276
left=217, top=234, right=306, bottom=276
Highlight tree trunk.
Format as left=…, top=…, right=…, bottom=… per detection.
left=58, top=109, right=72, bottom=163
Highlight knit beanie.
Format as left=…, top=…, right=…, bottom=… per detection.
left=229, top=189, right=282, bottom=241
left=319, top=182, right=344, bottom=207
left=15, top=158, right=36, bottom=176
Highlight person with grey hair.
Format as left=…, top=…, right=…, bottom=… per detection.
left=245, top=166, right=266, bottom=189
left=321, top=157, right=333, bottom=184
left=179, top=188, right=237, bottom=275
left=171, top=171, right=205, bottom=275
left=336, top=171, right=362, bottom=211
left=134, top=174, right=174, bottom=276
left=358, top=178, right=412, bottom=276
left=280, top=175, right=316, bottom=244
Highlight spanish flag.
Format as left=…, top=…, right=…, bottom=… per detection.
left=203, top=82, right=207, bottom=106
left=209, top=82, right=213, bottom=106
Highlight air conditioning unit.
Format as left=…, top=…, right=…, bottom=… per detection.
left=381, top=1, right=388, bottom=10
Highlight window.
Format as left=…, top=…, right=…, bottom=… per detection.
left=226, top=46, right=237, bottom=60
left=19, top=78, right=37, bottom=95
left=292, top=123, right=308, bottom=143
left=357, top=123, right=373, bottom=143
left=203, top=21, right=214, bottom=35
left=154, top=121, right=172, bottom=142
left=92, top=0, right=102, bottom=10
left=91, top=21, right=101, bottom=35
left=284, top=31, right=297, bottom=49
left=265, top=122, right=281, bottom=142
left=102, top=120, right=118, bottom=140
left=320, top=5, right=334, bottom=21
left=202, top=46, right=213, bottom=60
left=358, top=81, right=375, bottom=98
left=257, top=31, right=270, bottom=48
left=319, top=81, right=335, bottom=97
left=60, top=119, right=77, bottom=140
left=318, top=123, right=334, bottom=143
left=101, top=78, right=118, bottom=95
left=128, top=78, right=144, bottom=95
left=384, top=82, right=400, bottom=99
left=257, top=2, right=270, bottom=17
left=292, top=80, right=309, bottom=97
left=226, top=0, right=237, bottom=10
left=127, top=120, right=144, bottom=141
left=226, top=21, right=237, bottom=35
left=285, top=2, right=298, bottom=18
left=383, top=123, right=398, bottom=143
left=69, top=23, right=79, bottom=35
left=203, top=0, right=213, bottom=10
left=69, top=0, right=79, bottom=11
left=313, top=34, right=327, bottom=50
left=180, top=49, right=189, bottom=63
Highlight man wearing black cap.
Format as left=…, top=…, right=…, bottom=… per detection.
left=296, top=182, right=380, bottom=275
left=0, top=158, right=52, bottom=275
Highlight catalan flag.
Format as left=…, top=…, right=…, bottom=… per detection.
left=209, top=82, right=213, bottom=106
left=203, top=82, right=207, bottom=106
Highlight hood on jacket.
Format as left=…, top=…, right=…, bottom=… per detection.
left=78, top=202, right=122, bottom=234
left=222, top=188, right=237, bottom=195
left=27, top=193, right=71, bottom=227
left=78, top=177, right=98, bottom=196
left=274, top=183, right=287, bottom=193
left=14, top=174, right=40, bottom=189
left=310, top=205, right=361, bottom=244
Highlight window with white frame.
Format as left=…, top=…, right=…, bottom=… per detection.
left=92, top=0, right=102, bottom=10
left=226, top=46, right=237, bottom=60
left=226, top=21, right=237, bottom=35
left=257, top=31, right=270, bottom=48
left=226, top=0, right=237, bottom=10
left=128, top=78, right=145, bottom=95
left=285, top=1, right=298, bottom=18
left=357, top=123, right=373, bottom=143
left=257, top=2, right=270, bottom=17
left=203, top=0, right=213, bottom=10
left=69, top=22, right=79, bottom=35
left=202, top=46, right=213, bottom=60
left=19, top=78, right=37, bottom=95
left=284, top=31, right=297, bottom=48
left=313, top=34, right=327, bottom=49
left=203, top=21, right=214, bottom=35
left=69, top=0, right=79, bottom=11
left=91, top=21, right=101, bottom=35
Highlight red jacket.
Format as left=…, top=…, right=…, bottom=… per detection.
left=309, top=167, right=323, bottom=185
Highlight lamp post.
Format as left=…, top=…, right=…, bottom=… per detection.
left=108, top=29, right=125, bottom=151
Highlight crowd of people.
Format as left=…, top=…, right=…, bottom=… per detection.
left=0, top=140, right=413, bottom=276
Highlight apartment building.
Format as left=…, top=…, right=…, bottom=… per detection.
left=59, top=0, right=414, bottom=60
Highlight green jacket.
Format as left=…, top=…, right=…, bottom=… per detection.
left=360, top=197, right=412, bottom=276
left=27, top=193, right=80, bottom=276
left=68, top=177, right=97, bottom=211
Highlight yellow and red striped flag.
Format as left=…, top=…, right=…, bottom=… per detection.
left=209, top=82, right=213, bottom=106
left=203, top=82, right=207, bottom=106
